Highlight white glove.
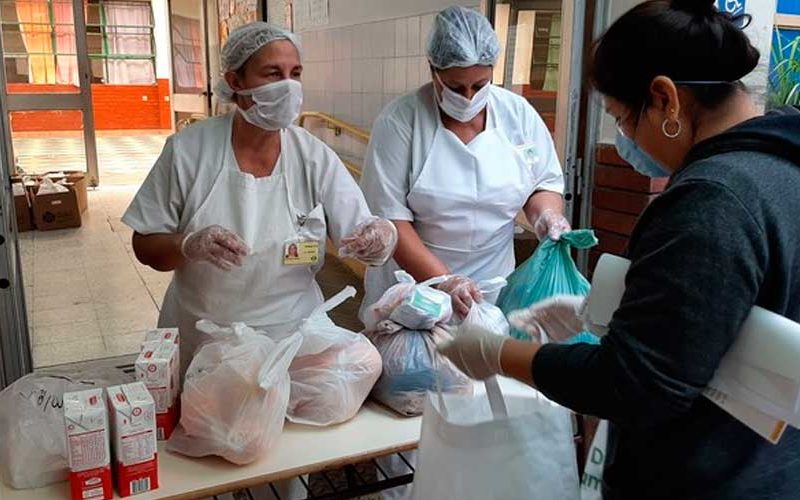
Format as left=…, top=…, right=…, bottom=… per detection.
left=437, top=323, right=508, bottom=380
left=181, top=225, right=250, bottom=271
left=508, top=294, right=587, bottom=343
left=339, top=218, right=398, bottom=266
left=438, top=275, right=482, bottom=319
left=533, top=209, right=571, bottom=241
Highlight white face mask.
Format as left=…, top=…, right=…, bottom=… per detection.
left=434, top=72, right=491, bottom=123
left=236, top=78, right=303, bottom=130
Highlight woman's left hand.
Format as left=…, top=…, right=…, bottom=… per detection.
left=339, top=218, right=398, bottom=266
left=533, top=209, right=571, bottom=241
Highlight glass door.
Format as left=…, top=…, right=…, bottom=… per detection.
left=169, top=0, right=210, bottom=129
left=0, top=0, right=99, bottom=185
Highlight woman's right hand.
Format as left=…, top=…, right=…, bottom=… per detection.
left=439, top=275, right=482, bottom=318
left=181, top=225, right=250, bottom=271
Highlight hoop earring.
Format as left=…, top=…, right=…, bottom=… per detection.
left=662, top=118, right=682, bottom=139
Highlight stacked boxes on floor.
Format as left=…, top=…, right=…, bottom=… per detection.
left=11, top=171, right=89, bottom=231
left=107, top=382, right=159, bottom=497
left=135, top=330, right=180, bottom=440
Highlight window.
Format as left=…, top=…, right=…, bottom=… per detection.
left=0, top=0, right=155, bottom=85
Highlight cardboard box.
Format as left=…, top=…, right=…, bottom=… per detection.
left=42, top=171, right=88, bottom=214
left=135, top=340, right=180, bottom=440
left=12, top=182, right=33, bottom=232
left=64, top=388, right=113, bottom=500
left=32, top=184, right=82, bottom=231
left=107, top=383, right=159, bottom=497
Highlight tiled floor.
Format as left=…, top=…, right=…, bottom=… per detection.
left=16, top=131, right=366, bottom=368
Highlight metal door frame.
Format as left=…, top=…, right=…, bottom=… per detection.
left=0, top=12, right=32, bottom=388
left=0, top=0, right=100, bottom=186
left=167, top=0, right=213, bottom=122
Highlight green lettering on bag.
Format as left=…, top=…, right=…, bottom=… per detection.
left=582, top=473, right=602, bottom=491
left=591, top=446, right=605, bottom=465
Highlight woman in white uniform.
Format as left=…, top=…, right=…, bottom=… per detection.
left=123, top=22, right=396, bottom=375
left=360, top=6, right=570, bottom=321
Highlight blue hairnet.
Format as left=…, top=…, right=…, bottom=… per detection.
left=426, top=6, right=500, bottom=70
left=220, top=21, right=301, bottom=73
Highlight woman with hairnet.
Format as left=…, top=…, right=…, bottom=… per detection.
left=122, top=21, right=395, bottom=399
left=360, top=6, right=570, bottom=325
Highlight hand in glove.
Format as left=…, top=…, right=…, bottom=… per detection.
left=437, top=323, right=508, bottom=380
left=508, top=294, right=587, bottom=343
left=339, top=218, right=398, bottom=266
left=533, top=209, right=571, bottom=241
left=181, top=225, right=250, bottom=271
left=438, top=275, right=482, bottom=319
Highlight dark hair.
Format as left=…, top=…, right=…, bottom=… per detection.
left=589, top=0, right=760, bottom=110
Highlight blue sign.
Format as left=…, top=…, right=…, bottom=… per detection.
left=717, top=0, right=746, bottom=27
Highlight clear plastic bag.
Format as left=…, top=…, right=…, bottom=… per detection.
left=363, top=271, right=452, bottom=331
left=497, top=230, right=598, bottom=341
left=167, top=322, right=301, bottom=465
left=288, top=287, right=382, bottom=426
left=367, top=321, right=473, bottom=416
left=460, top=277, right=510, bottom=336
left=0, top=368, right=132, bottom=489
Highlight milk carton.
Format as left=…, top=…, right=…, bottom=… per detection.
left=135, top=340, right=179, bottom=440
left=141, top=328, right=179, bottom=347
left=107, top=383, right=159, bottom=497
left=64, top=388, right=113, bottom=500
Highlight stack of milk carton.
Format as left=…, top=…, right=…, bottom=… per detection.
left=136, top=328, right=180, bottom=441
left=64, top=382, right=159, bottom=499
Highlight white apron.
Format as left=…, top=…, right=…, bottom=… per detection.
left=164, top=131, right=327, bottom=376
left=363, top=106, right=535, bottom=316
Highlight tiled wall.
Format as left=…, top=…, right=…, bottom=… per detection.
left=296, top=3, right=480, bottom=167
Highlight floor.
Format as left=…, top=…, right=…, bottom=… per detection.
left=15, top=130, right=365, bottom=368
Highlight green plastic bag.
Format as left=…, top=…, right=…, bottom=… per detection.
left=497, top=229, right=599, bottom=341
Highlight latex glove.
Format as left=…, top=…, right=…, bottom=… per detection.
left=181, top=225, right=250, bottom=271
left=339, top=218, right=398, bottom=266
left=438, top=275, right=482, bottom=319
left=533, top=209, right=571, bottom=241
left=437, top=323, right=508, bottom=380
left=508, top=294, right=586, bottom=343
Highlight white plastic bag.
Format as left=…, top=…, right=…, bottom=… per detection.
left=581, top=420, right=608, bottom=500
left=0, top=368, right=132, bottom=489
left=36, top=177, right=69, bottom=195
left=167, top=321, right=302, bottom=465
left=461, top=277, right=510, bottom=336
left=412, top=383, right=580, bottom=500
left=364, top=271, right=452, bottom=331
left=288, top=287, right=382, bottom=426
left=367, top=321, right=472, bottom=416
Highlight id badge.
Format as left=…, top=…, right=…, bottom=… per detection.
left=283, top=240, right=320, bottom=265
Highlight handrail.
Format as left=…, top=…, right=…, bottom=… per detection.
left=298, top=111, right=371, bottom=143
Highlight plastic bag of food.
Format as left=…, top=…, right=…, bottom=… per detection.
left=36, top=177, right=69, bottom=195
left=363, top=271, right=452, bottom=331
left=460, top=277, right=510, bottom=336
left=367, top=320, right=473, bottom=416
left=497, top=230, right=598, bottom=340
left=0, top=368, right=132, bottom=489
left=167, top=321, right=301, bottom=465
left=288, top=287, right=382, bottom=426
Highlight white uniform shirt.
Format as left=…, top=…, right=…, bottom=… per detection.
left=123, top=113, right=372, bottom=247
left=359, top=83, right=564, bottom=222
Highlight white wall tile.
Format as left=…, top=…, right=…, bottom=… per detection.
left=352, top=95, right=364, bottom=127
left=352, top=24, right=368, bottom=59
left=407, top=17, right=421, bottom=56
left=363, top=93, right=383, bottom=126
left=420, top=13, right=437, bottom=54
left=407, top=56, right=420, bottom=89
left=351, top=59, right=363, bottom=93
left=366, top=22, right=381, bottom=58
left=418, top=57, right=431, bottom=86
left=365, top=58, right=383, bottom=93
left=323, top=30, right=335, bottom=64
left=395, top=18, right=408, bottom=57
left=335, top=59, right=352, bottom=93
left=333, top=93, right=353, bottom=123
left=395, top=58, right=408, bottom=93
left=382, top=58, right=394, bottom=93
left=377, top=21, right=396, bottom=58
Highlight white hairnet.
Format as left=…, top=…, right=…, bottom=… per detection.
left=426, top=6, right=500, bottom=70
left=220, top=21, right=301, bottom=73
left=217, top=21, right=301, bottom=103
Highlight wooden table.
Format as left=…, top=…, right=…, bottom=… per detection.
left=0, top=403, right=421, bottom=500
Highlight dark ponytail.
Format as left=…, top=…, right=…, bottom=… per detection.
left=589, top=0, right=760, bottom=110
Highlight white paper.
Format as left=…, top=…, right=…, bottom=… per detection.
left=588, top=253, right=800, bottom=438
left=703, top=384, right=787, bottom=444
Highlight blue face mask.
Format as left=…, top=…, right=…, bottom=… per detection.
left=614, top=130, right=671, bottom=178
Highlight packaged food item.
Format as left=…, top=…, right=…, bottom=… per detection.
left=135, top=340, right=180, bottom=440
left=367, top=321, right=473, bottom=416
left=64, top=388, right=113, bottom=500
left=460, top=277, right=510, bottom=336
left=167, top=322, right=301, bottom=465
left=364, top=271, right=452, bottom=331
left=107, top=383, right=159, bottom=497
left=288, top=287, right=382, bottom=426
left=142, top=328, right=179, bottom=347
